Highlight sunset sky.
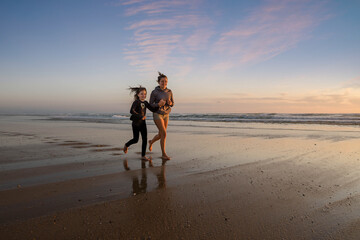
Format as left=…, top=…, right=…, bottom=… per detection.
left=1, top=0, right=359, bottom=114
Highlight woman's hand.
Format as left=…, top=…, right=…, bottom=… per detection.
left=142, top=116, right=146, bottom=120
left=167, top=99, right=173, bottom=106
left=158, top=99, right=166, bottom=107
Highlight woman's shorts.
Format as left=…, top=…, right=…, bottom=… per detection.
left=153, top=113, right=169, bottom=121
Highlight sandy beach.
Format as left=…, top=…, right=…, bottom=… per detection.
left=1, top=115, right=360, bottom=239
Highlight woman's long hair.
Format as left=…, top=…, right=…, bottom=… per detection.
left=128, top=86, right=146, bottom=100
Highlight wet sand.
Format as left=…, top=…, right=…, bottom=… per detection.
left=1, top=115, right=360, bottom=239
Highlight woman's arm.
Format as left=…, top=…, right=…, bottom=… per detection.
left=168, top=91, right=174, bottom=107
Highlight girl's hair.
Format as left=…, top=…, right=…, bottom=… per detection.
left=157, top=71, right=167, bottom=83
left=128, top=86, right=146, bottom=100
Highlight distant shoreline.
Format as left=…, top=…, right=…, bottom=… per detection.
left=3, top=113, right=360, bottom=126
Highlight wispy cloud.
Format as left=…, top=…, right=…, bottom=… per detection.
left=118, top=0, right=330, bottom=73
left=123, top=0, right=199, bottom=16
left=343, top=76, right=360, bottom=88
left=119, top=0, right=212, bottom=72
left=183, top=75, right=360, bottom=113
left=120, top=0, right=146, bottom=6
left=188, top=88, right=360, bottom=113
left=212, top=0, right=330, bottom=70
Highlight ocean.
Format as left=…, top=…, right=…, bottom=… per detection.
left=40, top=113, right=360, bottom=126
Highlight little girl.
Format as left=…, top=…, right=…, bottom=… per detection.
left=123, top=86, right=165, bottom=161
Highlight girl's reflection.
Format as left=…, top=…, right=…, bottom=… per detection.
left=123, top=158, right=167, bottom=196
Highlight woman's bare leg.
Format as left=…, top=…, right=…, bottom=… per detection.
left=152, top=119, right=170, bottom=159
left=149, top=119, right=161, bottom=151
left=163, top=116, right=169, bottom=129
left=149, top=133, right=160, bottom=151
left=162, top=117, right=170, bottom=159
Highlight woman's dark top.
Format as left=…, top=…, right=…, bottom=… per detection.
left=129, top=99, right=158, bottom=123
left=149, top=86, right=174, bottom=115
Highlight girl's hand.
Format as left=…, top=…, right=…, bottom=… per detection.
left=142, top=116, right=146, bottom=120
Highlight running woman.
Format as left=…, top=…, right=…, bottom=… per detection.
left=148, top=72, right=174, bottom=160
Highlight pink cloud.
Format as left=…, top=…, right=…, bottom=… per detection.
left=343, top=76, right=360, bottom=89
left=198, top=89, right=360, bottom=113
left=185, top=29, right=214, bottom=50
left=124, top=0, right=197, bottom=16
left=120, top=0, right=213, bottom=72
left=128, top=15, right=209, bottom=30
left=120, top=0, right=146, bottom=6
left=118, top=0, right=330, bottom=73
left=213, top=0, right=329, bottom=69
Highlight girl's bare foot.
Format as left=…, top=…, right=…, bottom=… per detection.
left=148, top=140, right=153, bottom=152
left=141, top=156, right=150, bottom=161
left=123, top=145, right=128, bottom=154
left=161, top=154, right=171, bottom=160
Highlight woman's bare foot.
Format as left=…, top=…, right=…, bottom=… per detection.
left=148, top=140, right=153, bottom=152
left=123, top=145, right=128, bottom=154
left=141, top=156, right=150, bottom=161
left=161, top=154, right=171, bottom=160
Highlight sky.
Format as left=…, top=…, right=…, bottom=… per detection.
left=1, top=0, right=360, bottom=114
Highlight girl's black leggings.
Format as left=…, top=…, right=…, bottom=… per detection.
left=125, top=120, right=147, bottom=156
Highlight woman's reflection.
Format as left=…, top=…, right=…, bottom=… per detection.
left=123, top=158, right=168, bottom=195
left=157, top=159, right=167, bottom=189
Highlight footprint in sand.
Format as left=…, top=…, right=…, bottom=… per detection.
left=90, top=147, right=122, bottom=152
left=43, top=138, right=123, bottom=156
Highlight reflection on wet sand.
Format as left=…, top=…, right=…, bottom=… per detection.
left=132, top=167, right=147, bottom=196
left=123, top=159, right=167, bottom=195
left=157, top=160, right=166, bottom=189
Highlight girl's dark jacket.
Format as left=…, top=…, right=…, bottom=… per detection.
left=129, top=99, right=159, bottom=123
